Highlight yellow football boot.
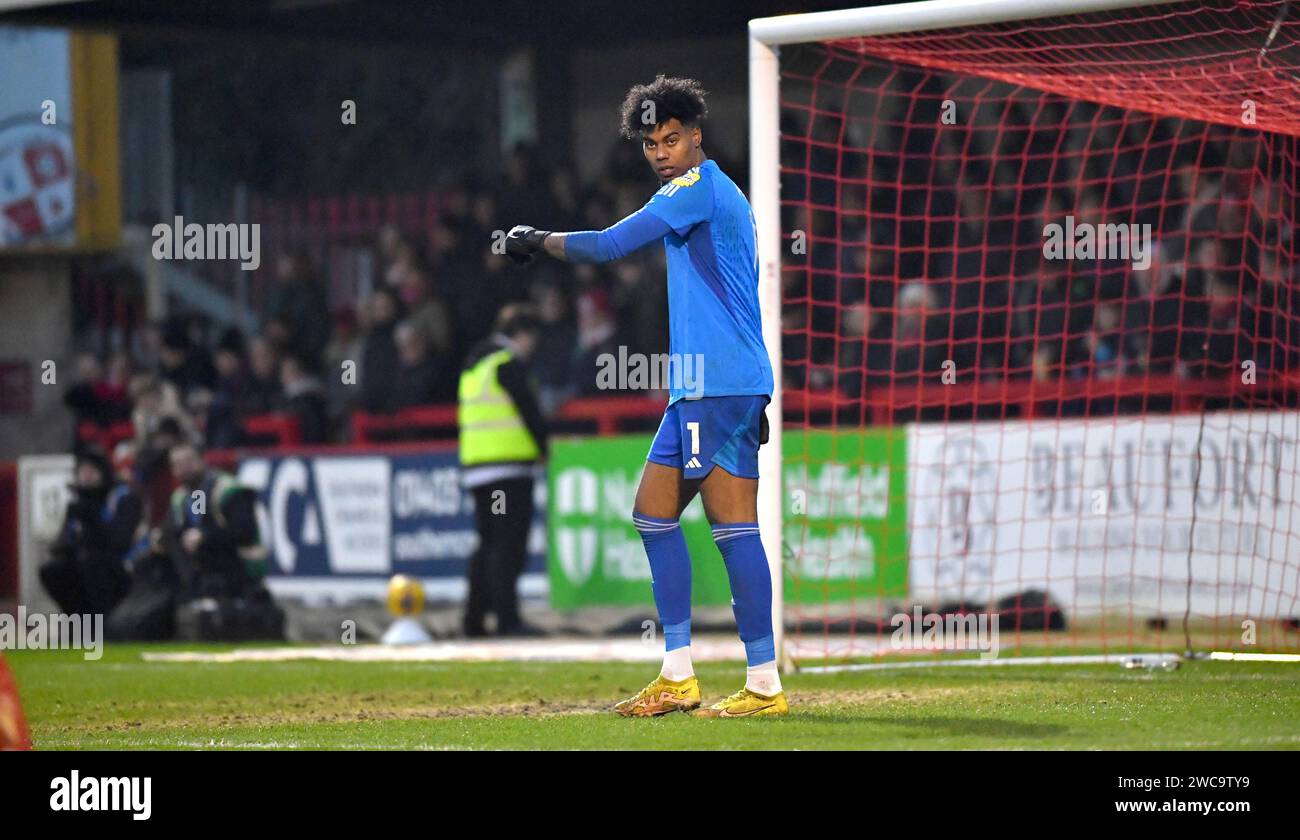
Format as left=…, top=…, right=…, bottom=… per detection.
left=613, top=674, right=701, bottom=717
left=693, top=687, right=789, bottom=718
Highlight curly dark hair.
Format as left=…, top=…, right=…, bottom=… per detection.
left=618, top=75, right=708, bottom=139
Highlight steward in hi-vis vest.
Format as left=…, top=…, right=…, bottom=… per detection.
left=458, top=348, right=542, bottom=468
left=456, top=305, right=547, bottom=638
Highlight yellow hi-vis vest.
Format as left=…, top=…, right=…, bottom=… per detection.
left=458, top=348, right=541, bottom=466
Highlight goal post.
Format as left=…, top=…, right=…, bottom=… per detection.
left=750, top=29, right=788, bottom=670
left=750, top=0, right=1300, bottom=670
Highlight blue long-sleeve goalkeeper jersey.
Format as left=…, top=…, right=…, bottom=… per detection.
left=563, top=159, right=774, bottom=405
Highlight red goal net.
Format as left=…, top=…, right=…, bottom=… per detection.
left=777, top=0, right=1300, bottom=665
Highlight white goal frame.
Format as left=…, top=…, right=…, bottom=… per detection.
left=748, top=0, right=1183, bottom=671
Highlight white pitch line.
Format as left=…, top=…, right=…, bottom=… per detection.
left=1207, top=651, right=1300, bottom=663
left=141, top=637, right=747, bottom=664
left=798, top=652, right=1183, bottom=674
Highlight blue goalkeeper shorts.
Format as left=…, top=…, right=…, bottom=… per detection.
left=646, top=394, right=770, bottom=480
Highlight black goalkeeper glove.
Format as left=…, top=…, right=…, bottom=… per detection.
left=504, top=225, right=550, bottom=265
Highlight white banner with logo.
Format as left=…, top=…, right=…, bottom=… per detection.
left=907, top=411, right=1300, bottom=618
left=16, top=454, right=73, bottom=613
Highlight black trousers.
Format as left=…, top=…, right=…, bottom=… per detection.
left=40, top=551, right=130, bottom=617
left=465, top=476, right=535, bottom=632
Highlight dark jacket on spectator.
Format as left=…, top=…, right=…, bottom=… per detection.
left=360, top=322, right=402, bottom=413
left=282, top=374, right=331, bottom=444
left=161, top=347, right=218, bottom=399
left=63, top=380, right=132, bottom=429
left=393, top=356, right=449, bottom=410
left=41, top=461, right=143, bottom=616
left=206, top=363, right=264, bottom=448
left=265, top=280, right=332, bottom=370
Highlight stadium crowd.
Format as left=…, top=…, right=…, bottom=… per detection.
left=64, top=142, right=697, bottom=463
left=65, top=99, right=1299, bottom=464
left=46, top=76, right=1298, bottom=643
left=780, top=86, right=1298, bottom=413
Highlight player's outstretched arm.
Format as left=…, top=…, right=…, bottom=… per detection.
left=503, top=205, right=672, bottom=265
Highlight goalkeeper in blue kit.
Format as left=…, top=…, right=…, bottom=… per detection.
left=503, top=75, right=787, bottom=717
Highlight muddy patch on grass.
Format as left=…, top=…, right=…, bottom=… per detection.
left=793, top=686, right=983, bottom=709
left=48, top=693, right=608, bottom=733
left=45, top=685, right=998, bottom=735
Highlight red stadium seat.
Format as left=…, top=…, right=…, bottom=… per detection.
left=242, top=413, right=302, bottom=446
left=76, top=420, right=135, bottom=453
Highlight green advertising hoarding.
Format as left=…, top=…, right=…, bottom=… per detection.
left=547, top=428, right=908, bottom=609
left=781, top=427, right=909, bottom=605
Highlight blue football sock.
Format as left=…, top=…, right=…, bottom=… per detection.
left=633, top=513, right=692, bottom=651
left=712, top=523, right=775, bottom=666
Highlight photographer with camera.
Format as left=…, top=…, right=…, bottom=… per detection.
left=163, top=441, right=283, bottom=641
left=40, top=446, right=145, bottom=617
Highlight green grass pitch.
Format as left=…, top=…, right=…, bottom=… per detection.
left=7, top=645, right=1299, bottom=750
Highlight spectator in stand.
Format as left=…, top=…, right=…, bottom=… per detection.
left=246, top=335, right=284, bottom=416
left=837, top=301, right=892, bottom=399
left=497, top=142, right=549, bottom=223
left=382, top=236, right=437, bottom=296
left=134, top=320, right=164, bottom=377
left=1012, top=260, right=1071, bottom=376
left=132, top=412, right=191, bottom=528
left=1185, top=237, right=1226, bottom=297
left=63, top=353, right=133, bottom=442
left=322, top=306, right=362, bottom=417
left=1032, top=339, right=1063, bottom=384
left=104, top=351, right=134, bottom=412
left=359, top=286, right=404, bottom=413
left=571, top=286, right=621, bottom=397
left=111, top=438, right=139, bottom=486
left=547, top=167, right=584, bottom=232
left=780, top=306, right=811, bottom=391
left=429, top=215, right=463, bottom=273
left=1073, top=303, right=1125, bottom=381
left=157, top=317, right=217, bottom=413
left=206, top=328, right=255, bottom=449
left=609, top=259, right=667, bottom=360
left=279, top=350, right=331, bottom=444
left=1185, top=273, right=1250, bottom=380
left=530, top=279, right=577, bottom=415
left=449, top=192, right=520, bottom=359
left=1254, top=245, right=1299, bottom=375
left=129, top=373, right=197, bottom=451
left=392, top=320, right=449, bottom=408
left=891, top=282, right=949, bottom=386
left=376, top=224, right=407, bottom=282
left=1122, top=239, right=1186, bottom=375
left=399, top=266, right=454, bottom=360
left=264, top=249, right=331, bottom=371
left=437, top=190, right=485, bottom=279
